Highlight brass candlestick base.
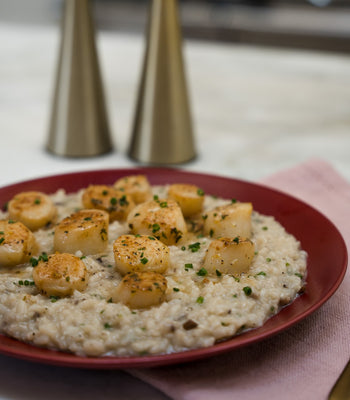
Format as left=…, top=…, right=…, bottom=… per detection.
left=128, top=0, right=196, bottom=165
left=47, top=0, right=113, bottom=157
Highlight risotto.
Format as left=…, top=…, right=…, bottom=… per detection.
left=0, top=179, right=307, bottom=357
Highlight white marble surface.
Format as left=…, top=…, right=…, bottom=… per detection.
left=0, top=22, right=350, bottom=400
left=1, top=23, right=350, bottom=187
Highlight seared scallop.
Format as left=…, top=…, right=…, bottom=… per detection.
left=114, top=175, right=152, bottom=204
left=113, top=234, right=170, bottom=275
left=82, top=185, right=135, bottom=221
left=8, top=191, right=57, bottom=231
left=168, top=183, right=205, bottom=217
left=33, top=252, right=89, bottom=297
left=113, top=271, right=167, bottom=309
left=54, top=209, right=109, bottom=256
left=127, top=199, right=187, bottom=245
left=203, top=202, right=252, bottom=239
left=0, top=220, right=38, bottom=267
left=203, top=237, right=255, bottom=275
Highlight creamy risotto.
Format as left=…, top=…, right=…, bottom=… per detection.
left=0, top=178, right=307, bottom=357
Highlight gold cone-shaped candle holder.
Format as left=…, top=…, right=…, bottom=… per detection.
left=47, top=0, right=113, bottom=157
left=128, top=0, right=196, bottom=164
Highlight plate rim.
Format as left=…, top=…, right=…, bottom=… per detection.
left=0, top=167, right=347, bottom=369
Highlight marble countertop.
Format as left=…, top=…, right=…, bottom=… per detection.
left=0, top=21, right=350, bottom=400
left=1, top=23, right=350, bottom=187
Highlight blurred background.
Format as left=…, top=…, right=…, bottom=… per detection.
left=1, top=0, right=350, bottom=53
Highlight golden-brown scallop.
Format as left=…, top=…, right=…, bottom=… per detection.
left=127, top=199, right=187, bottom=245
left=114, top=175, right=152, bottom=204
left=32, top=252, right=89, bottom=297
left=203, top=202, right=252, bottom=239
left=81, top=185, right=135, bottom=221
left=54, top=209, right=109, bottom=256
left=8, top=191, right=57, bottom=231
left=113, top=271, right=167, bottom=309
left=168, top=183, right=205, bottom=217
left=113, top=234, right=170, bottom=275
left=0, top=220, right=38, bottom=267
left=202, top=237, right=255, bottom=275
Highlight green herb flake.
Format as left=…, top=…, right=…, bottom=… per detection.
left=266, top=257, right=272, bottom=262
left=110, top=197, right=117, bottom=206
left=262, top=226, right=268, bottom=231
left=152, top=223, right=160, bottom=233
left=243, top=286, right=252, bottom=296
left=104, top=323, right=112, bottom=329
left=173, top=287, right=180, bottom=292
left=119, top=195, right=129, bottom=206
left=50, top=295, right=60, bottom=303
left=159, top=201, right=168, bottom=208
left=197, top=188, right=205, bottom=197
left=196, top=267, right=208, bottom=277
left=0, top=237, right=4, bottom=245
left=255, top=271, right=266, bottom=277
left=185, top=263, right=193, bottom=269
left=30, top=257, right=39, bottom=267
left=188, top=242, right=201, bottom=253
left=196, top=296, right=204, bottom=304
left=216, top=269, right=222, bottom=277
left=140, top=257, right=148, bottom=265
left=294, top=272, right=303, bottom=279
left=39, top=252, right=48, bottom=262
left=231, top=198, right=237, bottom=203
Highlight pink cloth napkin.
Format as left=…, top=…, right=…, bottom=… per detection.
left=129, top=159, right=350, bottom=400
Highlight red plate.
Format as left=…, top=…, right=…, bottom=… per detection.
left=0, top=168, right=347, bottom=369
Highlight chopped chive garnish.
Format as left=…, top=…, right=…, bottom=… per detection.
left=188, top=242, right=201, bottom=252
left=243, top=286, right=252, bottom=296
left=196, top=267, right=208, bottom=276
left=152, top=223, right=160, bottom=233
